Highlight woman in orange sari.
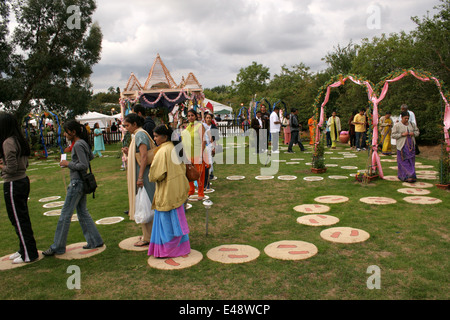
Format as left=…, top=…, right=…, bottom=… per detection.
left=181, top=109, right=207, bottom=200
left=308, top=116, right=316, bottom=145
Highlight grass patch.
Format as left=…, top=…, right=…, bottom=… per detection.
left=0, top=140, right=448, bottom=300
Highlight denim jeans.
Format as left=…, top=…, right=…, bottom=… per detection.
left=50, top=179, right=103, bottom=254
left=355, top=131, right=367, bottom=149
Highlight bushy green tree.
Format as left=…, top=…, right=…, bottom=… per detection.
left=0, top=0, right=102, bottom=121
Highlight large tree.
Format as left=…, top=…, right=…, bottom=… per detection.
left=232, top=61, right=270, bottom=102
left=0, top=0, right=102, bottom=121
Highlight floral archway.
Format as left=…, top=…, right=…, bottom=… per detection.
left=312, top=69, right=450, bottom=181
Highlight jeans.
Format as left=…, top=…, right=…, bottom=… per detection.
left=50, top=179, right=103, bottom=254
left=288, top=130, right=305, bottom=152
left=355, top=131, right=367, bottom=149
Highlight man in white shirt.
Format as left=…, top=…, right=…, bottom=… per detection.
left=400, top=104, right=416, bottom=125
left=270, top=106, right=281, bottom=153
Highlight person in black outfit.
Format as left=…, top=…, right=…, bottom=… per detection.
left=287, top=108, right=305, bottom=153
left=251, top=110, right=265, bottom=153
left=133, top=104, right=156, bottom=139
left=0, top=112, right=39, bottom=264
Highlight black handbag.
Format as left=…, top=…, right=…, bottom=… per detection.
left=78, top=163, right=97, bottom=198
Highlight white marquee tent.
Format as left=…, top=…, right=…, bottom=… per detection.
left=75, top=111, right=118, bottom=129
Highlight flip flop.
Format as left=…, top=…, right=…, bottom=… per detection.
left=134, top=240, right=150, bottom=247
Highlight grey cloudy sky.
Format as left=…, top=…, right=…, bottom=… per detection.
left=90, top=0, right=441, bottom=93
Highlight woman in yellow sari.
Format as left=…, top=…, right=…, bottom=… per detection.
left=379, top=111, right=393, bottom=155
left=181, top=109, right=207, bottom=200
left=327, top=111, right=341, bottom=149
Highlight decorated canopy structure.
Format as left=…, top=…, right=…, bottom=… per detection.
left=119, top=54, right=205, bottom=119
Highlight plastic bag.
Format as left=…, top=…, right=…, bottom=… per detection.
left=134, top=188, right=154, bottom=224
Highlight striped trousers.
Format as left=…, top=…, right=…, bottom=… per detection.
left=3, top=177, right=39, bottom=262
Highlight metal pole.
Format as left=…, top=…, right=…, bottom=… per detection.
left=205, top=208, right=209, bottom=236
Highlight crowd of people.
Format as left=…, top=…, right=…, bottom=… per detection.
left=0, top=102, right=421, bottom=265
left=118, top=104, right=219, bottom=255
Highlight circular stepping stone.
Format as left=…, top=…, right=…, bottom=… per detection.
left=204, top=188, right=215, bottom=194
left=286, top=162, right=300, bottom=165
left=207, top=245, right=260, bottom=264
left=147, top=249, right=203, bottom=270
left=330, top=157, right=344, bottom=160
left=304, top=176, right=324, bottom=181
left=55, top=242, right=106, bottom=260
left=43, top=209, right=61, bottom=216
left=39, top=196, right=61, bottom=203
left=359, top=197, right=397, bottom=205
left=389, top=166, right=398, bottom=170
left=325, top=164, right=338, bottom=167
left=272, top=160, right=286, bottom=163
left=43, top=201, right=65, bottom=208
left=397, top=188, right=431, bottom=195
left=416, top=175, right=437, bottom=180
left=403, top=196, right=442, bottom=204
left=188, top=195, right=209, bottom=202
left=264, top=240, right=318, bottom=261
left=415, top=165, right=434, bottom=169
left=328, top=175, right=348, bottom=180
left=293, top=204, right=330, bottom=214
left=296, top=214, right=339, bottom=226
left=341, top=166, right=358, bottom=170
left=416, top=170, right=438, bottom=175
left=314, top=195, right=349, bottom=204
left=320, top=227, right=370, bottom=244
left=383, top=175, right=400, bottom=181
left=95, top=216, right=124, bottom=225
left=290, top=158, right=304, bottom=161
left=255, top=176, right=274, bottom=180
left=119, top=236, right=149, bottom=252
left=277, top=175, right=297, bottom=181
left=402, top=182, right=434, bottom=188
left=226, top=176, right=245, bottom=180
left=0, top=251, right=45, bottom=271
left=380, top=159, right=397, bottom=162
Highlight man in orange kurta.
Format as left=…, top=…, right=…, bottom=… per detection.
left=308, top=117, right=316, bottom=145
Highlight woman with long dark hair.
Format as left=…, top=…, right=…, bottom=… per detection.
left=122, top=113, right=156, bottom=247
left=0, top=112, right=39, bottom=264
left=43, top=120, right=103, bottom=256
left=181, top=109, right=207, bottom=200
left=148, top=124, right=190, bottom=258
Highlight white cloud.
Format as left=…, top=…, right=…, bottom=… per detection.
left=89, top=0, right=442, bottom=93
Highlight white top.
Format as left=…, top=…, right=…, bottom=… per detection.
left=269, top=111, right=281, bottom=133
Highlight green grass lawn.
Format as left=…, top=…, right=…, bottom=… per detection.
left=0, top=138, right=448, bottom=300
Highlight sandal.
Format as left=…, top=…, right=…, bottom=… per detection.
left=134, top=240, right=150, bottom=247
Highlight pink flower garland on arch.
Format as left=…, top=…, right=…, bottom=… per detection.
left=138, top=90, right=205, bottom=106
left=315, top=69, right=450, bottom=180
